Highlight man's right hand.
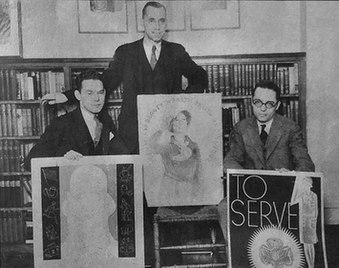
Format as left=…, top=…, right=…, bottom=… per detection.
left=41, top=93, right=68, bottom=105
left=64, top=150, right=83, bottom=161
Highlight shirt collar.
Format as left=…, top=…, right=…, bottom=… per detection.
left=80, top=106, right=96, bottom=121
left=143, top=37, right=162, bottom=61
left=143, top=37, right=162, bottom=50
left=257, top=118, right=273, bottom=134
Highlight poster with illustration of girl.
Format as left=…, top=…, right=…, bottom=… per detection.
left=138, top=94, right=223, bottom=206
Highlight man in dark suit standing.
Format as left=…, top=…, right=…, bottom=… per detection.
left=102, top=1, right=208, bottom=153
left=25, top=69, right=127, bottom=170
left=43, top=1, right=208, bottom=154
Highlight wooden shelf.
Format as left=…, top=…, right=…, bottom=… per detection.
left=0, top=100, right=42, bottom=104
left=0, top=172, right=31, bottom=176
left=0, top=136, right=40, bottom=140
left=0, top=207, right=32, bottom=212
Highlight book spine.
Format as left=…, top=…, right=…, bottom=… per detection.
left=218, top=65, right=225, bottom=95
left=212, top=65, right=219, bottom=93
left=3, top=141, right=9, bottom=172
left=7, top=140, right=14, bottom=173
left=224, top=65, right=230, bottom=96
left=5, top=103, right=12, bottom=136
left=0, top=70, right=5, bottom=100
left=4, top=69, right=11, bottom=101
left=3, top=210, right=8, bottom=242
left=207, top=65, right=213, bottom=93
left=0, top=180, right=5, bottom=207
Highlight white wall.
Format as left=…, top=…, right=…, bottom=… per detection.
left=21, top=0, right=302, bottom=58
left=306, top=1, right=339, bottom=224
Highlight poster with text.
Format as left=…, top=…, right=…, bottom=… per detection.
left=138, top=93, right=223, bottom=206
left=227, top=169, right=328, bottom=268
left=32, top=155, right=144, bottom=268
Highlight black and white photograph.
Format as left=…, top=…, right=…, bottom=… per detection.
left=0, top=0, right=338, bottom=267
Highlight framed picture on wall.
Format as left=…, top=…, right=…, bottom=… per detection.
left=190, top=0, right=240, bottom=30
left=0, top=0, right=22, bottom=57
left=77, top=0, right=128, bottom=33
left=31, top=155, right=144, bottom=268
left=135, top=1, right=186, bottom=32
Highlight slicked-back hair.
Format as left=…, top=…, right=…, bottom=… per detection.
left=76, top=69, right=103, bottom=92
left=252, top=80, right=281, bottom=101
left=142, top=1, right=166, bottom=18
left=169, top=110, right=192, bottom=132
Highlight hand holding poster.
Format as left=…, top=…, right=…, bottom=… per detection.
left=226, top=169, right=328, bottom=268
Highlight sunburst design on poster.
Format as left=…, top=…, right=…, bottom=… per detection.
left=248, top=225, right=304, bottom=268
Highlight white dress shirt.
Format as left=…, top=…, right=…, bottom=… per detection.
left=257, top=118, right=273, bottom=135
left=80, top=107, right=98, bottom=141
left=143, top=38, right=161, bottom=64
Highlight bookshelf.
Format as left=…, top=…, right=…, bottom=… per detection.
left=0, top=53, right=306, bottom=266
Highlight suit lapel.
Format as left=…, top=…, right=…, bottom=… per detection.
left=135, top=39, right=144, bottom=93
left=98, top=112, right=112, bottom=155
left=246, top=117, right=265, bottom=165
left=72, top=108, right=94, bottom=154
left=265, top=115, right=282, bottom=160
left=158, top=41, right=173, bottom=93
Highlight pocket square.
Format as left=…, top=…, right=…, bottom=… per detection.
left=109, top=132, right=115, bottom=141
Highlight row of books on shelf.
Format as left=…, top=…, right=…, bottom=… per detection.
left=0, top=141, right=34, bottom=173
left=222, top=99, right=300, bottom=135
left=201, top=63, right=299, bottom=96
left=0, top=104, right=55, bottom=137
left=0, top=178, right=32, bottom=208
left=108, top=85, right=123, bottom=100
left=0, top=69, right=65, bottom=101
left=107, top=105, right=121, bottom=129
left=0, top=209, right=32, bottom=244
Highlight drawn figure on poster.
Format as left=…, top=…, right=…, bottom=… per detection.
left=61, top=165, right=118, bottom=267
left=149, top=110, right=202, bottom=199
left=291, top=176, right=318, bottom=268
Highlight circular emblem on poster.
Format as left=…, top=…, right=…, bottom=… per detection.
left=248, top=225, right=304, bottom=268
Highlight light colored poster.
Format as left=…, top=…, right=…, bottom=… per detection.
left=226, top=169, right=328, bottom=268
left=32, top=155, right=144, bottom=268
left=138, top=93, right=224, bottom=207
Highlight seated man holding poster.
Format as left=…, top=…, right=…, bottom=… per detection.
left=25, top=69, right=128, bottom=170
left=219, top=80, right=315, bottom=239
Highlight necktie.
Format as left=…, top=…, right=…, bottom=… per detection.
left=150, top=45, right=157, bottom=70
left=260, top=124, right=268, bottom=145
left=93, top=115, right=103, bottom=147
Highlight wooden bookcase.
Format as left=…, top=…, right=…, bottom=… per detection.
left=0, top=52, right=306, bottom=266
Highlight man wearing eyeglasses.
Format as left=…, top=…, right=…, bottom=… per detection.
left=224, top=80, right=314, bottom=172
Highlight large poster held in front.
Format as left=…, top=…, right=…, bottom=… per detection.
left=226, top=169, right=328, bottom=268
left=32, top=155, right=144, bottom=268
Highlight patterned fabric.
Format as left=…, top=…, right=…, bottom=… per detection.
left=260, top=124, right=268, bottom=145
left=150, top=45, right=157, bottom=70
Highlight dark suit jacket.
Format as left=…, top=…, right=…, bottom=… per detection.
left=224, top=114, right=315, bottom=172
left=25, top=107, right=128, bottom=170
left=101, top=39, right=207, bottom=153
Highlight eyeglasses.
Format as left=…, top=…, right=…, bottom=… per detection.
left=252, top=99, right=277, bottom=109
